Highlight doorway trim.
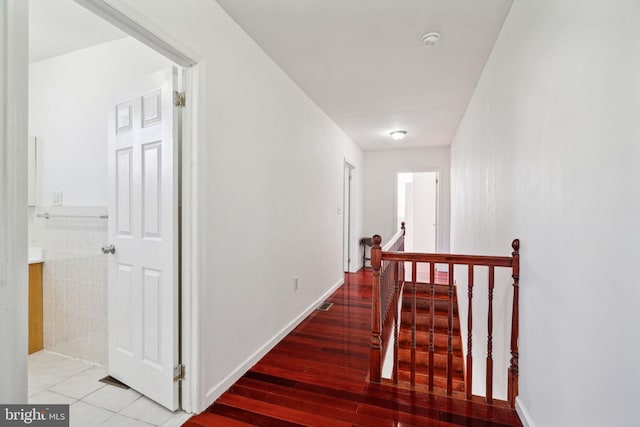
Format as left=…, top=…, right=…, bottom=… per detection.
left=0, top=0, right=29, bottom=404
left=2, top=0, right=201, bottom=412
left=343, top=160, right=355, bottom=272
left=76, top=2, right=201, bottom=413
left=73, top=0, right=199, bottom=67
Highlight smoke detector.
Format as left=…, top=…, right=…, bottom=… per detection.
left=421, top=32, right=440, bottom=47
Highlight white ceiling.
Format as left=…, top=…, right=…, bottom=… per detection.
left=29, top=0, right=127, bottom=63
left=29, top=0, right=513, bottom=151
left=214, top=0, right=513, bottom=151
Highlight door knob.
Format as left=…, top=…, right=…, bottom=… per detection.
left=101, top=244, right=116, bottom=254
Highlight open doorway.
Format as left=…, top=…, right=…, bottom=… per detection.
left=397, top=171, right=439, bottom=281
left=25, top=0, right=190, bottom=420
left=396, top=171, right=439, bottom=253
left=343, top=161, right=355, bottom=272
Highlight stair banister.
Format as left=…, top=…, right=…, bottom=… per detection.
left=508, top=239, right=520, bottom=407
left=369, top=235, right=520, bottom=408
left=370, top=222, right=407, bottom=383
left=369, top=234, right=383, bottom=382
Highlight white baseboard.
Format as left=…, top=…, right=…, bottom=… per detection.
left=351, top=260, right=364, bottom=273
left=516, top=396, right=536, bottom=427
left=202, top=277, right=345, bottom=411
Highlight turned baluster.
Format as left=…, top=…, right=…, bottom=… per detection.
left=466, top=264, right=475, bottom=400
left=393, top=260, right=400, bottom=384
left=447, top=263, right=454, bottom=395
left=369, top=234, right=382, bottom=383
left=399, top=222, right=406, bottom=284
left=428, top=261, right=435, bottom=392
left=393, top=222, right=407, bottom=384
left=508, top=239, right=520, bottom=407
left=410, top=261, right=417, bottom=386
left=486, top=265, right=495, bottom=404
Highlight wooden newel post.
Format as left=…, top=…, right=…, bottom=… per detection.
left=401, top=221, right=406, bottom=237
left=370, top=234, right=383, bottom=383
left=508, top=238, right=520, bottom=407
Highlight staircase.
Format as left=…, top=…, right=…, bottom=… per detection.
left=370, top=229, right=520, bottom=406
left=397, top=279, right=465, bottom=392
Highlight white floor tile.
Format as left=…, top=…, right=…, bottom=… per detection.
left=53, top=357, right=95, bottom=379
left=29, top=389, right=77, bottom=405
left=28, top=350, right=67, bottom=368
left=29, top=378, right=58, bottom=397
left=28, top=354, right=57, bottom=396
left=28, top=352, right=186, bottom=427
left=76, top=365, right=109, bottom=382
left=30, top=356, right=95, bottom=394
left=160, top=411, right=191, bottom=427
left=119, top=397, right=174, bottom=426
left=99, top=413, right=155, bottom=427
left=69, top=401, right=115, bottom=427
left=28, top=354, right=84, bottom=396
left=50, top=366, right=107, bottom=399
left=28, top=366, right=61, bottom=384
left=83, top=385, right=141, bottom=413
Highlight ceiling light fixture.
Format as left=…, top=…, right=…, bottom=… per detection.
left=390, top=130, right=407, bottom=141
left=421, top=32, right=440, bottom=48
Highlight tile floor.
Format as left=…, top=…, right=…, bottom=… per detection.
left=28, top=351, right=191, bottom=427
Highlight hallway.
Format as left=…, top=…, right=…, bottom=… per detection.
left=185, top=270, right=521, bottom=426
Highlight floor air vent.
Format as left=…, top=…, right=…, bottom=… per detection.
left=316, top=301, right=333, bottom=311
left=99, top=375, right=130, bottom=389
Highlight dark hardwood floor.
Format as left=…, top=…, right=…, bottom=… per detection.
left=184, top=270, right=522, bottom=427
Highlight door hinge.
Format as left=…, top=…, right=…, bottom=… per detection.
left=174, top=91, right=186, bottom=108
left=173, top=364, right=186, bottom=382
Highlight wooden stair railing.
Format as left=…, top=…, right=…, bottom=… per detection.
left=369, top=223, right=405, bottom=384
left=370, top=225, right=520, bottom=408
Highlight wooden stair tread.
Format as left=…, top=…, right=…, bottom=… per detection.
left=398, top=329, right=463, bottom=346
left=396, top=365, right=465, bottom=392
left=394, top=273, right=466, bottom=394
left=400, top=312, right=461, bottom=330
left=383, top=378, right=468, bottom=401
left=396, top=351, right=464, bottom=371
left=396, top=341, right=464, bottom=358
left=401, top=305, right=459, bottom=318
left=397, top=361, right=464, bottom=378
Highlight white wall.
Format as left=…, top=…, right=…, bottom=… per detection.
left=29, top=37, right=175, bottom=206
left=451, top=1, right=640, bottom=426
left=109, top=0, right=363, bottom=411
left=364, top=147, right=450, bottom=253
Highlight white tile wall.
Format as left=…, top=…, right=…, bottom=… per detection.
left=30, top=206, right=109, bottom=365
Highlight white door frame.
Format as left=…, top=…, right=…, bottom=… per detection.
left=0, top=0, right=201, bottom=411
left=0, top=0, right=29, bottom=404
left=76, top=1, right=200, bottom=413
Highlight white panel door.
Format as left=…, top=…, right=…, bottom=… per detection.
left=107, top=68, right=179, bottom=410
